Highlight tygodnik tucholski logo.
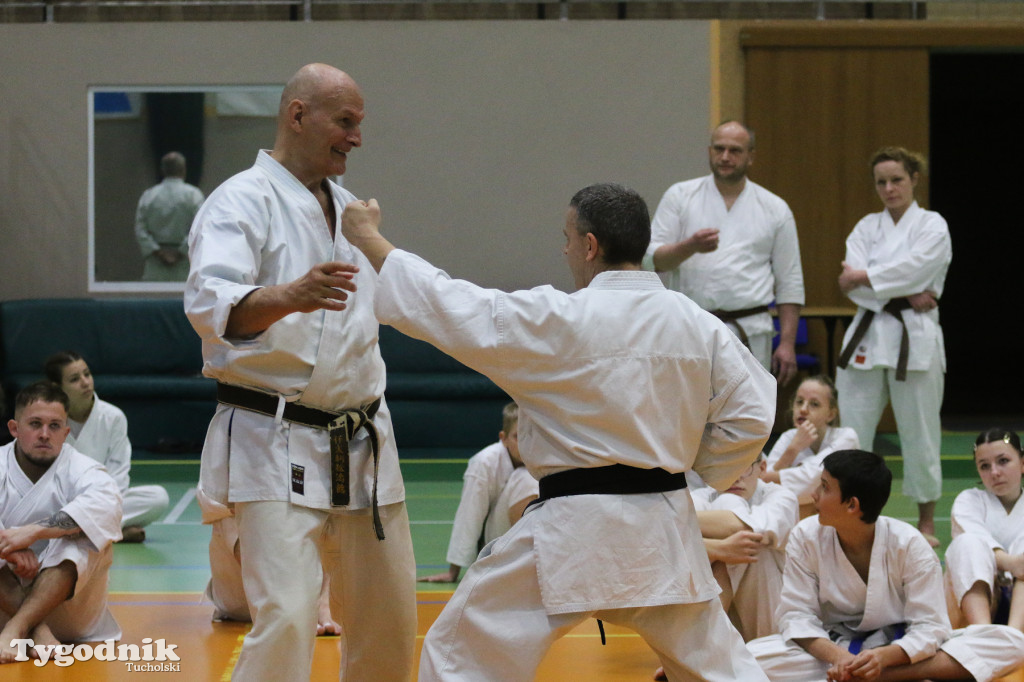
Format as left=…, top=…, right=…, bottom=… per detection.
left=7, top=637, right=181, bottom=670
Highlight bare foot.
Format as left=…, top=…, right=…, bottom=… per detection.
left=0, top=622, right=33, bottom=663
left=653, top=665, right=667, bottom=680
left=119, top=526, right=146, bottom=543
left=316, top=600, right=341, bottom=637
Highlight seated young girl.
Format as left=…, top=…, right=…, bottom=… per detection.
left=946, top=428, right=1024, bottom=633
left=761, top=375, right=859, bottom=512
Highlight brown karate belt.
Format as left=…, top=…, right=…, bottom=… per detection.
left=708, top=304, right=772, bottom=349
left=216, top=382, right=386, bottom=540
left=836, top=297, right=920, bottom=382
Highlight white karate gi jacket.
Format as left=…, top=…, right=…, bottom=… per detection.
left=765, top=426, right=860, bottom=501
left=67, top=396, right=131, bottom=492
left=0, top=441, right=122, bottom=640
left=376, top=249, right=776, bottom=614
left=840, top=202, right=951, bottom=372
left=185, top=151, right=403, bottom=511
left=446, top=441, right=516, bottom=567
left=134, top=177, right=204, bottom=256
left=951, top=487, right=1024, bottom=549
left=779, top=515, right=951, bottom=663
left=644, top=175, right=805, bottom=339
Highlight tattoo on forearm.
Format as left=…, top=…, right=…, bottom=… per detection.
left=39, top=511, right=83, bottom=537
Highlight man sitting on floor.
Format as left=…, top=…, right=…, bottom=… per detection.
left=0, top=381, right=122, bottom=663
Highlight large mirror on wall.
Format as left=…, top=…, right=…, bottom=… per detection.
left=89, top=85, right=283, bottom=292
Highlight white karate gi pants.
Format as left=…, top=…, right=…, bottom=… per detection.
left=0, top=541, right=119, bottom=642
left=419, top=508, right=768, bottom=682
left=232, top=500, right=416, bottom=682
left=945, top=533, right=1024, bottom=622
left=749, top=624, right=1024, bottom=682
left=122, top=484, right=170, bottom=528
left=726, top=555, right=784, bottom=641
left=723, top=326, right=772, bottom=373
left=836, top=353, right=943, bottom=503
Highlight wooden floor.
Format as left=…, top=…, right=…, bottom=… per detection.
left=6, top=442, right=1024, bottom=680
left=4, top=591, right=1023, bottom=681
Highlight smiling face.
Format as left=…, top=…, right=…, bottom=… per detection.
left=302, top=83, right=364, bottom=179
left=8, top=399, right=70, bottom=472
left=974, top=440, right=1024, bottom=508
left=792, top=378, right=838, bottom=434
left=873, top=159, right=918, bottom=220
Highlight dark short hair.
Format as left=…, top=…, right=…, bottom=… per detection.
left=15, top=381, right=70, bottom=417
left=568, top=183, right=650, bottom=266
left=160, top=151, right=187, bottom=178
left=822, top=449, right=891, bottom=523
left=974, top=428, right=1022, bottom=456
left=43, top=350, right=84, bottom=385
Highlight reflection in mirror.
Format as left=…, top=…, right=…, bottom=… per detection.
left=89, top=86, right=282, bottom=292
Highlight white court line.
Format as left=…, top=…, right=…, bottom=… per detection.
left=162, top=487, right=197, bottom=525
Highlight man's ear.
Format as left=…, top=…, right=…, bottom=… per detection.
left=286, top=99, right=306, bottom=131
left=7, top=418, right=18, bottom=440
left=584, top=232, right=600, bottom=262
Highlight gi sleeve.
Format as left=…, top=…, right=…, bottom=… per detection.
left=692, top=325, right=776, bottom=492
left=184, top=188, right=270, bottom=349
left=768, top=204, right=805, bottom=306
left=891, top=534, right=953, bottom=663
left=778, top=521, right=831, bottom=643
left=63, top=464, right=123, bottom=551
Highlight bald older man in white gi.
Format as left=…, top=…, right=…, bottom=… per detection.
left=342, top=182, right=777, bottom=682
left=644, top=121, right=804, bottom=385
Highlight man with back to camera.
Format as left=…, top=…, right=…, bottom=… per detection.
left=645, top=121, right=805, bottom=386
left=0, top=381, right=122, bottom=664
left=134, top=151, right=204, bottom=282
left=342, top=182, right=777, bottom=681
left=184, top=63, right=416, bottom=681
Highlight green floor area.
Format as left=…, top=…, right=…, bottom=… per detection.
left=116, top=433, right=985, bottom=594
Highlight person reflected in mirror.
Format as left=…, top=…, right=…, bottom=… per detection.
left=134, top=151, right=204, bottom=282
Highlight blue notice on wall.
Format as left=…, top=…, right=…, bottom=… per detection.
left=94, top=91, right=133, bottom=114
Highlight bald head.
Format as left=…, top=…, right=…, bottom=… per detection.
left=279, top=63, right=358, bottom=119
left=708, top=120, right=755, bottom=185
left=272, top=63, right=365, bottom=186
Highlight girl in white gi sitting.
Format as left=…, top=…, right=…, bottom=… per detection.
left=44, top=351, right=169, bottom=543
left=762, top=375, right=859, bottom=515
left=946, top=428, right=1024, bottom=633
